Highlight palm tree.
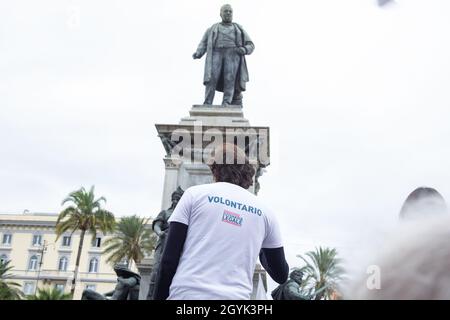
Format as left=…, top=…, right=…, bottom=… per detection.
left=103, top=215, right=156, bottom=269
left=56, top=186, right=116, bottom=296
left=0, top=260, right=24, bottom=300
left=27, top=287, right=72, bottom=300
left=296, top=247, right=344, bottom=300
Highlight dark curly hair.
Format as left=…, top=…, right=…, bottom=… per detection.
left=208, top=143, right=255, bottom=190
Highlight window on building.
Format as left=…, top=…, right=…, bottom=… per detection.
left=62, top=236, right=71, bottom=247
left=88, top=257, right=98, bottom=273
left=85, top=284, right=96, bottom=291
left=55, top=284, right=65, bottom=293
left=92, top=237, right=101, bottom=248
left=2, top=234, right=12, bottom=245
left=32, top=235, right=42, bottom=246
left=28, top=255, right=38, bottom=271
left=0, top=254, right=8, bottom=265
left=58, top=256, right=68, bottom=271
left=23, top=282, right=35, bottom=295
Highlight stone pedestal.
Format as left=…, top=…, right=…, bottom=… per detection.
left=135, top=257, right=154, bottom=300
left=136, top=259, right=268, bottom=300
left=251, top=264, right=268, bottom=299
left=156, top=105, right=270, bottom=209
left=150, top=104, right=270, bottom=299
left=179, top=105, right=250, bottom=127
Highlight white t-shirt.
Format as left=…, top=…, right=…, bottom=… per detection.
left=167, top=182, right=283, bottom=300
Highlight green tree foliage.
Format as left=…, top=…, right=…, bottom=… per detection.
left=103, top=215, right=156, bottom=269
left=27, top=287, right=72, bottom=300
left=296, top=247, right=344, bottom=300
left=0, top=260, right=24, bottom=300
left=56, top=186, right=115, bottom=296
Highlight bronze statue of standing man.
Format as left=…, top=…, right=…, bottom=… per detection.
left=193, top=4, right=254, bottom=106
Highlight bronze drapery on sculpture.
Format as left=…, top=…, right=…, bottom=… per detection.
left=81, top=264, right=141, bottom=300
left=193, top=4, right=254, bottom=106
left=146, top=186, right=184, bottom=300
left=271, top=269, right=312, bottom=300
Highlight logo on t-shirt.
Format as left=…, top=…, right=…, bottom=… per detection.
left=222, top=210, right=243, bottom=227
left=207, top=195, right=263, bottom=216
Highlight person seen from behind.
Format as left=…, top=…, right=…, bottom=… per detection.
left=153, top=143, right=289, bottom=299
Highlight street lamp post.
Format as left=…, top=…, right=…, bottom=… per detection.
left=35, top=240, right=47, bottom=294
left=35, top=240, right=52, bottom=295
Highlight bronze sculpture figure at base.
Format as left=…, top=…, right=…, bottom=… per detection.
left=81, top=264, right=141, bottom=300
left=271, top=269, right=312, bottom=300
left=146, top=187, right=184, bottom=300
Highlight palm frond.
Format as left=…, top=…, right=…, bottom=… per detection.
left=296, top=246, right=345, bottom=300
left=0, top=261, right=24, bottom=300
left=27, top=287, right=72, bottom=300
left=56, top=186, right=115, bottom=296
left=103, top=215, right=154, bottom=266
left=55, top=217, right=80, bottom=240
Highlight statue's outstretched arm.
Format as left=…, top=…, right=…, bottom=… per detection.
left=193, top=28, right=210, bottom=59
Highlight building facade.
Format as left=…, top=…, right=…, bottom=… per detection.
left=1, top=211, right=268, bottom=300
left=0, top=212, right=128, bottom=299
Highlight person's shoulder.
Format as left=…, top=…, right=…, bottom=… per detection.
left=184, top=183, right=216, bottom=195
left=252, top=196, right=277, bottom=219
left=230, top=188, right=274, bottom=218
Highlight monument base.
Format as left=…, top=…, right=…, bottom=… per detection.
left=148, top=104, right=270, bottom=300
left=156, top=104, right=270, bottom=209
left=136, top=258, right=268, bottom=300
left=180, top=105, right=249, bottom=127
left=135, top=257, right=154, bottom=300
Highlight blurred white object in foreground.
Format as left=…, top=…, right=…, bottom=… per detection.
left=348, top=215, right=450, bottom=299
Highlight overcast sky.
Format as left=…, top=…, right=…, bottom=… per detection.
left=2, top=0, right=450, bottom=292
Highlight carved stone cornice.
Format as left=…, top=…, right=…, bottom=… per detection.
left=163, top=157, right=181, bottom=169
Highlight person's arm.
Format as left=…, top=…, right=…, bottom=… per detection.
left=259, top=247, right=289, bottom=284
left=153, top=222, right=188, bottom=300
